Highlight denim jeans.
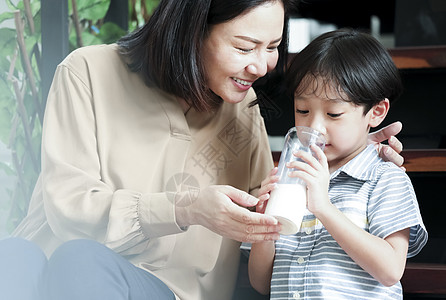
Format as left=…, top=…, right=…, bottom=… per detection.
left=0, top=237, right=175, bottom=300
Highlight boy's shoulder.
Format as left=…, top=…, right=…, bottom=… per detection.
left=338, top=145, right=408, bottom=182
left=362, top=152, right=412, bottom=191
left=372, top=159, right=409, bottom=181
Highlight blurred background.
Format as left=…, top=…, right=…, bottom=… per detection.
left=0, top=1, right=445, bottom=258
left=1, top=1, right=445, bottom=299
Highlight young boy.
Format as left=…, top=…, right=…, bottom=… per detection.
left=248, top=29, right=427, bottom=299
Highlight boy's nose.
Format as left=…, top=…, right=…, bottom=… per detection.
left=309, top=119, right=326, bottom=136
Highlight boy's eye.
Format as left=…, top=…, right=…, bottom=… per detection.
left=237, top=48, right=253, bottom=53
left=328, top=112, right=343, bottom=118
left=295, top=109, right=308, bottom=114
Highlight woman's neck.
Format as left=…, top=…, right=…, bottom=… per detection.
left=176, top=97, right=191, bottom=114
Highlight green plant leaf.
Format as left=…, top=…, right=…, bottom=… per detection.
left=32, top=8, right=41, bottom=33
left=14, top=1, right=24, bottom=11
left=81, top=30, right=102, bottom=46
left=0, top=12, right=14, bottom=25
left=0, top=105, right=13, bottom=144
left=5, top=0, right=18, bottom=10
left=96, top=22, right=126, bottom=44
left=77, top=0, right=111, bottom=21
left=0, top=161, right=14, bottom=177
left=0, top=28, right=17, bottom=71
left=30, top=0, right=41, bottom=16
left=145, top=0, right=160, bottom=13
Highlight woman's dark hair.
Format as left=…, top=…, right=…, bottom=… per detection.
left=118, top=0, right=291, bottom=112
left=286, top=28, right=403, bottom=114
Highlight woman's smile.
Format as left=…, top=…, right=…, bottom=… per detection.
left=202, top=1, right=284, bottom=103
left=232, top=77, right=254, bottom=90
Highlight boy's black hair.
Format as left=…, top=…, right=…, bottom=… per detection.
left=286, top=28, right=403, bottom=114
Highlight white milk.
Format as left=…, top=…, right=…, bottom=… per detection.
left=264, top=183, right=307, bottom=235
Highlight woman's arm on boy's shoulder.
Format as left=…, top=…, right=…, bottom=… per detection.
left=248, top=241, right=275, bottom=295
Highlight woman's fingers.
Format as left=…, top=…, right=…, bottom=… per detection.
left=388, top=135, right=403, bottom=153
left=182, top=185, right=281, bottom=242
left=380, top=144, right=404, bottom=167
left=379, top=136, right=404, bottom=167
left=229, top=207, right=281, bottom=242
left=368, top=121, right=404, bottom=167
left=221, top=185, right=259, bottom=207
left=369, top=121, right=402, bottom=144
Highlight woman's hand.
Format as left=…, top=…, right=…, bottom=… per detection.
left=368, top=121, right=404, bottom=168
left=175, top=185, right=281, bottom=243
left=256, top=167, right=279, bottom=214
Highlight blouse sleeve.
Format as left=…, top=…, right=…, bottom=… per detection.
left=367, top=164, right=428, bottom=258
left=41, top=60, right=183, bottom=256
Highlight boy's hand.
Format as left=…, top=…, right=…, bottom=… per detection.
left=287, top=145, right=330, bottom=215
left=256, top=167, right=279, bottom=214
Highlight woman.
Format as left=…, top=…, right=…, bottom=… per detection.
left=1, top=1, right=404, bottom=299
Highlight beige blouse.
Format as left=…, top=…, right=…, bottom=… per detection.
left=13, top=44, right=274, bottom=299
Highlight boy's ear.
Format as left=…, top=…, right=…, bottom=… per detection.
left=369, top=98, right=390, bottom=128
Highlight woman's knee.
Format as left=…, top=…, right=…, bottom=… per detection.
left=0, top=237, right=47, bottom=271
left=48, top=239, right=115, bottom=273
left=45, top=239, right=175, bottom=300
left=0, top=237, right=46, bottom=258
left=45, top=239, right=130, bottom=299
left=0, top=237, right=47, bottom=300
left=51, top=239, right=110, bottom=258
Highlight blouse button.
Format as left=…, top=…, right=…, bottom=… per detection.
left=305, top=227, right=312, bottom=234
left=292, top=291, right=301, bottom=299
left=297, top=257, right=305, bottom=264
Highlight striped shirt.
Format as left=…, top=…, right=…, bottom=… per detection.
left=244, top=144, right=428, bottom=299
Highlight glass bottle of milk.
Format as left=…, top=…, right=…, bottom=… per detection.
left=265, top=126, right=325, bottom=235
